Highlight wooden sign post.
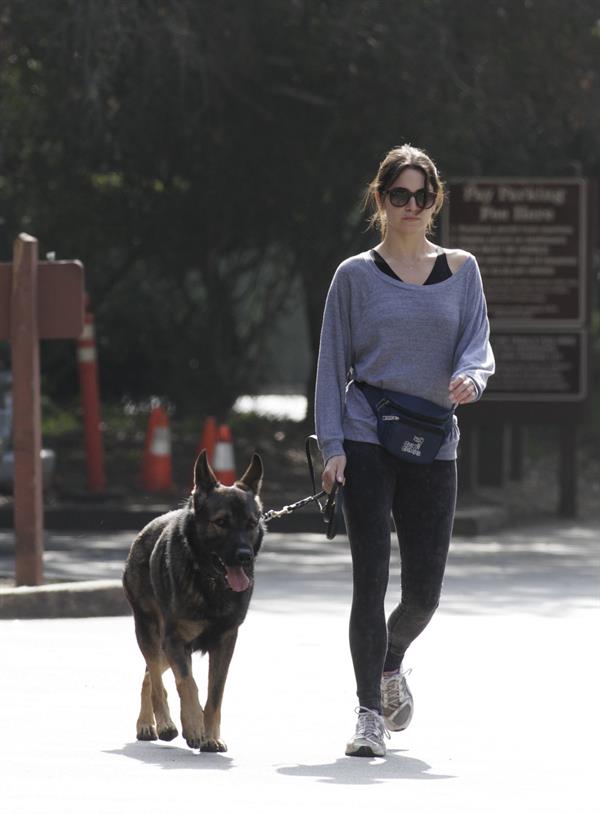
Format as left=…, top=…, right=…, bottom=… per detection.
left=0, top=233, right=84, bottom=585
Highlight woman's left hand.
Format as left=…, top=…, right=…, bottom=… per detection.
left=449, top=374, right=477, bottom=404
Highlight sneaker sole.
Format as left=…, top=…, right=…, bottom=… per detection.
left=383, top=704, right=414, bottom=731
left=345, top=744, right=385, bottom=758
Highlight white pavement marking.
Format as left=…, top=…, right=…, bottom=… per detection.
left=0, top=523, right=599, bottom=813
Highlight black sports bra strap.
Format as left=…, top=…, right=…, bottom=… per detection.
left=370, top=249, right=451, bottom=285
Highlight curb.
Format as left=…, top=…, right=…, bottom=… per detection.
left=453, top=504, right=509, bottom=535
left=0, top=579, right=131, bottom=619
left=0, top=502, right=507, bottom=536
left=0, top=503, right=170, bottom=532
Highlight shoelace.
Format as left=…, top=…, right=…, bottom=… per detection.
left=382, top=668, right=412, bottom=708
left=355, top=708, right=390, bottom=743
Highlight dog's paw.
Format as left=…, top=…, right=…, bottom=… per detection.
left=201, top=738, right=228, bottom=753
left=157, top=725, right=178, bottom=742
left=136, top=724, right=158, bottom=741
left=182, top=729, right=204, bottom=750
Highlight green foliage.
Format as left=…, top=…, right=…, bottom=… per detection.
left=40, top=396, right=80, bottom=437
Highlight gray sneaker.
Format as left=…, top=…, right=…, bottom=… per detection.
left=381, top=668, right=414, bottom=731
left=345, top=707, right=389, bottom=758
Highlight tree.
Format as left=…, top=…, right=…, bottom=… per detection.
left=0, top=0, right=296, bottom=414
left=0, top=0, right=598, bottom=419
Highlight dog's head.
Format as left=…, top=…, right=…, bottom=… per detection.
left=190, top=449, right=264, bottom=593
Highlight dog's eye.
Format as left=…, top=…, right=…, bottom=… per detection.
left=213, top=517, right=229, bottom=528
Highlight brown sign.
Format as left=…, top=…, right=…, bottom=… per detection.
left=484, top=331, right=586, bottom=401
left=442, top=178, right=588, bottom=325
left=442, top=178, right=591, bottom=405
left=0, top=260, right=84, bottom=339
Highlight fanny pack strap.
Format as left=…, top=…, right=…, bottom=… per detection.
left=354, top=380, right=455, bottom=424
left=354, top=380, right=386, bottom=412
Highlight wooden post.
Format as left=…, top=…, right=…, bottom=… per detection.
left=457, top=424, right=479, bottom=495
left=558, top=424, right=577, bottom=518
left=510, top=424, right=525, bottom=482
left=10, top=235, right=44, bottom=585
left=477, top=422, right=509, bottom=487
left=0, top=235, right=84, bottom=586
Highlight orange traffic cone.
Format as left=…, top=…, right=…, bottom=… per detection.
left=141, top=406, right=173, bottom=491
left=213, top=424, right=236, bottom=485
left=197, top=416, right=218, bottom=466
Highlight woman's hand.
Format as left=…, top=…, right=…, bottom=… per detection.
left=449, top=374, right=477, bottom=404
left=322, top=454, right=346, bottom=494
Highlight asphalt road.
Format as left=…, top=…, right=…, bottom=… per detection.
left=1, top=522, right=598, bottom=813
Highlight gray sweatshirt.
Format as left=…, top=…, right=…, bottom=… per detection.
left=315, top=250, right=495, bottom=463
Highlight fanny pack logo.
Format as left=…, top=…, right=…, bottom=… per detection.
left=401, top=435, right=425, bottom=457
left=382, top=414, right=400, bottom=421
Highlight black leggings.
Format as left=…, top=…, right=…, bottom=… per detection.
left=343, top=440, right=457, bottom=712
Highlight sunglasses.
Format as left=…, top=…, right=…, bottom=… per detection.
left=384, top=186, right=437, bottom=210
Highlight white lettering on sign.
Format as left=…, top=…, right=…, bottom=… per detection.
left=497, top=186, right=566, bottom=205
left=512, top=205, right=556, bottom=222
left=463, top=184, right=495, bottom=205
left=479, top=206, right=510, bottom=222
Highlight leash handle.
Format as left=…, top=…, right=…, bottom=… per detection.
left=305, top=434, right=326, bottom=513
left=305, top=434, right=344, bottom=539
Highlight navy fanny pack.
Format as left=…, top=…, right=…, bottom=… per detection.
left=355, top=381, right=455, bottom=464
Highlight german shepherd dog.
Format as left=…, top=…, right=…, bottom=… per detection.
left=123, top=450, right=264, bottom=752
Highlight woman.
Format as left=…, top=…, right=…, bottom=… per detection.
left=315, top=144, right=495, bottom=758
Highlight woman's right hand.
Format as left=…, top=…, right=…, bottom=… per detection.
left=322, top=454, right=346, bottom=494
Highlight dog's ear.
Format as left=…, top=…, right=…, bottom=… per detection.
left=193, top=449, right=219, bottom=496
left=236, top=453, right=263, bottom=495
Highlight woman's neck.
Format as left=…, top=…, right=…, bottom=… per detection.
left=377, top=233, right=433, bottom=259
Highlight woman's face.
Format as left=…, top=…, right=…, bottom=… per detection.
left=378, top=167, right=436, bottom=237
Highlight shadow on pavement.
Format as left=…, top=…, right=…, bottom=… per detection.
left=106, top=742, right=454, bottom=782
left=105, top=741, right=235, bottom=770
left=276, top=749, right=455, bottom=784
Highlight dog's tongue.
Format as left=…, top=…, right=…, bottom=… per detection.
left=225, top=566, right=250, bottom=592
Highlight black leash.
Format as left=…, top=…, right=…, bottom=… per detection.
left=261, top=435, right=345, bottom=539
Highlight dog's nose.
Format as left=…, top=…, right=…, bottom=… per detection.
left=236, top=547, right=253, bottom=564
